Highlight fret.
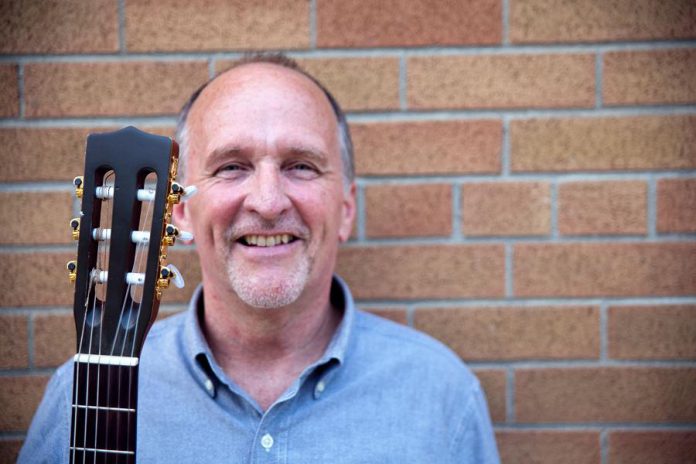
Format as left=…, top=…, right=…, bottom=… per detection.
left=70, top=447, right=134, bottom=455
left=72, top=405, right=136, bottom=413
left=74, top=354, right=139, bottom=366
left=70, top=448, right=135, bottom=464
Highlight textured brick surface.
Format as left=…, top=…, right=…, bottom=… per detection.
left=658, top=178, right=696, bottom=233
left=0, top=65, right=19, bottom=117
left=317, top=0, right=501, bottom=47
left=126, top=0, right=309, bottom=51
left=0, top=0, right=118, bottom=53
left=514, top=243, right=696, bottom=297
left=516, top=367, right=696, bottom=423
left=609, top=305, right=696, bottom=360
left=414, top=306, right=599, bottom=360
left=337, top=245, right=505, bottom=300
left=0, top=315, right=28, bottom=369
left=604, top=49, right=696, bottom=105
left=408, top=54, right=594, bottom=109
left=0, top=440, right=22, bottom=464
left=351, top=121, right=501, bottom=176
left=34, top=313, right=74, bottom=368
left=0, top=192, right=74, bottom=245
left=511, top=115, right=696, bottom=172
left=558, top=181, right=647, bottom=235
left=510, top=0, right=696, bottom=43
left=473, top=369, right=506, bottom=423
left=0, top=252, right=75, bottom=307
left=365, top=184, right=452, bottom=238
left=462, top=182, right=551, bottom=236
left=609, top=431, right=696, bottom=464
left=24, top=62, right=208, bottom=117
left=497, top=431, right=600, bottom=464
left=160, top=249, right=201, bottom=304
left=0, top=376, right=49, bottom=431
left=361, top=307, right=408, bottom=325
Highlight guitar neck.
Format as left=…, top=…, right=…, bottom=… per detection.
left=69, top=358, right=139, bottom=464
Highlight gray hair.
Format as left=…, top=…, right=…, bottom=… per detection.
left=175, top=53, right=354, bottom=187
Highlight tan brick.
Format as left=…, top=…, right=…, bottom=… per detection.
left=366, top=184, right=452, bottom=238
left=0, top=440, right=22, bottom=464
left=0, top=0, right=118, bottom=53
left=0, top=376, right=49, bottom=432
left=510, top=0, right=696, bottom=43
left=0, top=315, right=28, bottom=369
left=126, top=0, right=309, bottom=52
left=362, top=307, right=408, bottom=325
left=337, top=245, right=505, bottom=299
left=514, top=243, right=696, bottom=297
left=24, top=62, right=208, bottom=117
left=462, top=182, right=550, bottom=236
left=609, top=305, right=696, bottom=360
left=0, top=65, right=18, bottom=117
left=351, top=120, right=501, bottom=176
left=161, top=249, right=201, bottom=305
left=34, top=313, right=74, bottom=368
left=0, top=192, right=73, bottom=245
left=604, top=49, right=696, bottom=105
left=559, top=181, right=647, bottom=235
left=658, top=178, right=696, bottom=233
left=516, top=367, right=696, bottom=423
left=511, top=115, right=696, bottom=172
left=0, top=252, right=74, bottom=307
left=472, top=369, right=506, bottom=423
left=408, top=54, right=594, bottom=109
left=414, top=306, right=599, bottom=360
left=497, top=431, right=600, bottom=464
left=609, top=431, right=696, bottom=464
left=317, top=0, right=500, bottom=47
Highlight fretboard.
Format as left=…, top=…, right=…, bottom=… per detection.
left=69, top=357, right=139, bottom=464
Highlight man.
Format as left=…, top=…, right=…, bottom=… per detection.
left=20, top=54, right=499, bottom=463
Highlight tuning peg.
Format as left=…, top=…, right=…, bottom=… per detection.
left=66, top=260, right=77, bottom=284
left=73, top=176, right=84, bottom=199
left=167, top=183, right=197, bottom=206
left=69, top=217, right=80, bottom=241
left=162, top=223, right=179, bottom=246
left=178, top=230, right=194, bottom=242
left=155, top=263, right=185, bottom=299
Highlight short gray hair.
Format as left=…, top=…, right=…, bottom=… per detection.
left=175, top=53, right=354, bottom=187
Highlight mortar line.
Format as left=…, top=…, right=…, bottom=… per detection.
left=27, top=313, right=35, bottom=368
left=399, top=53, right=408, bottom=110
left=550, top=181, right=559, bottom=239
left=356, top=184, right=366, bottom=241
left=452, top=184, right=462, bottom=240
left=309, top=0, right=317, bottom=48
left=501, top=116, right=510, bottom=176
left=17, top=63, right=25, bottom=118
left=505, top=243, right=514, bottom=298
left=600, top=302, right=609, bottom=362
left=647, top=175, right=658, bottom=238
left=118, top=0, right=126, bottom=54
left=506, top=367, right=515, bottom=422
left=600, top=429, right=609, bottom=464
left=595, top=51, right=604, bottom=108
left=502, top=0, right=510, bottom=45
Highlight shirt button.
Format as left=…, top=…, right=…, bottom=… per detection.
left=204, top=379, right=214, bottom=392
left=315, top=381, right=326, bottom=394
left=261, top=433, right=274, bottom=451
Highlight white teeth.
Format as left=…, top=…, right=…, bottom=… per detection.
left=243, top=234, right=293, bottom=247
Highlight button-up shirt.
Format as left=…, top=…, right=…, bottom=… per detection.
left=20, top=276, right=500, bottom=463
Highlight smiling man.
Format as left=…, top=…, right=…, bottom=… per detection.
left=20, top=54, right=499, bottom=463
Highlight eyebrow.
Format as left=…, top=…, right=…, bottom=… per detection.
left=206, top=143, right=330, bottom=166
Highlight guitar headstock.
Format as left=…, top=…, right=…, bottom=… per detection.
left=68, top=126, right=190, bottom=360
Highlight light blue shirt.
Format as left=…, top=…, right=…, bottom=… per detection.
left=20, top=276, right=499, bottom=463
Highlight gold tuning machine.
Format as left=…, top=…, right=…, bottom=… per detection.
left=66, top=260, right=77, bottom=284
left=167, top=182, right=184, bottom=205
left=162, top=223, right=179, bottom=246
left=70, top=218, right=80, bottom=241
left=155, top=264, right=185, bottom=300
left=73, top=176, right=84, bottom=199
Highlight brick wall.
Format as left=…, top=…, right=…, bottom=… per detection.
left=1, top=1, right=695, bottom=462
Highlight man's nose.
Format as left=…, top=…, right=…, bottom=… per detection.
left=242, top=165, right=291, bottom=220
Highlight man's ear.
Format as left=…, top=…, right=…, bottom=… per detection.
left=338, top=182, right=356, bottom=243
left=172, top=201, right=193, bottom=244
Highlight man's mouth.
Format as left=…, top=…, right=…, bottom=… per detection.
left=238, top=234, right=298, bottom=247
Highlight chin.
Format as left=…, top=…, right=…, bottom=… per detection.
left=227, top=262, right=310, bottom=309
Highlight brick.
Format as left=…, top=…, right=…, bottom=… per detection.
left=514, top=243, right=696, bottom=297
left=0, top=65, right=18, bottom=117
left=362, top=307, right=408, bottom=325
left=0, top=440, right=23, bottom=464
left=351, top=120, right=501, bottom=176
left=337, top=245, right=505, bottom=299
left=472, top=369, right=506, bottom=423
left=24, top=62, right=208, bottom=117
left=414, top=306, right=599, bottom=361
left=126, top=0, right=309, bottom=52
left=511, top=115, right=696, bottom=172
left=0, top=252, right=74, bottom=307
left=609, top=305, right=696, bottom=360
left=658, top=178, right=696, bottom=233
left=497, top=431, right=600, bottom=464
left=317, top=0, right=501, bottom=47
left=0, top=0, right=118, bottom=53
left=0, top=315, right=28, bottom=368
left=408, top=54, right=594, bottom=109
left=0, top=192, right=74, bottom=245
left=559, top=181, right=647, bottom=235
left=604, top=49, right=696, bottom=105
left=510, top=0, right=696, bottom=43
left=516, top=367, right=696, bottom=423
left=0, top=376, right=49, bottom=432
left=609, top=431, right=696, bottom=464
left=366, top=184, right=452, bottom=238
left=462, top=182, right=550, bottom=236
left=34, top=313, right=74, bottom=368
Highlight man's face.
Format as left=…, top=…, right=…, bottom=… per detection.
left=174, top=64, right=355, bottom=309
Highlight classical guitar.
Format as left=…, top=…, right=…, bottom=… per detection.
left=67, top=127, right=189, bottom=463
